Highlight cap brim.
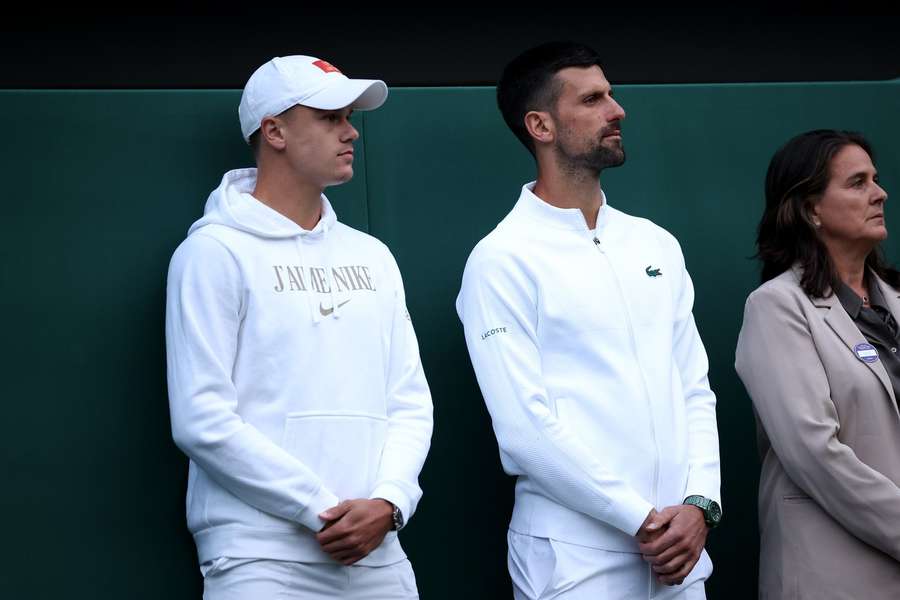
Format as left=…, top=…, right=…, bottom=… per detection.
left=301, top=79, right=388, bottom=112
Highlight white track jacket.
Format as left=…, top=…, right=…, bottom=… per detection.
left=456, top=182, right=720, bottom=552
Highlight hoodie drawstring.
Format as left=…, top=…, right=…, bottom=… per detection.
left=296, top=228, right=341, bottom=324
left=323, top=227, right=341, bottom=320
left=294, top=237, right=322, bottom=325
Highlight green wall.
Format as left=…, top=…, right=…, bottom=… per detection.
left=1, top=80, right=897, bottom=598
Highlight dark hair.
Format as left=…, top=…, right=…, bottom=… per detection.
left=757, top=129, right=898, bottom=296
left=497, top=41, right=603, bottom=156
left=248, top=129, right=261, bottom=160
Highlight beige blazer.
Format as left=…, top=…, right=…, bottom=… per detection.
left=735, top=268, right=900, bottom=599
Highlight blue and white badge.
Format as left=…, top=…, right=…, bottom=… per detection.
left=854, top=342, right=879, bottom=363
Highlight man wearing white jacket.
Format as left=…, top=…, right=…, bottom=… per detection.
left=456, top=42, right=721, bottom=599
left=166, top=55, right=432, bottom=599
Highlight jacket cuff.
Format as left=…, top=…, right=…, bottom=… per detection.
left=293, top=484, right=341, bottom=532
left=685, top=473, right=722, bottom=508
left=603, top=497, right=656, bottom=537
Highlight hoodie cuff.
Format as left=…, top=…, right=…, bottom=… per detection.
left=294, top=484, right=341, bottom=532
left=369, top=483, right=412, bottom=529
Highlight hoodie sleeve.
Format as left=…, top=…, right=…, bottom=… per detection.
left=368, top=251, right=434, bottom=526
left=667, top=234, right=721, bottom=507
left=166, top=233, right=339, bottom=532
left=456, top=247, right=655, bottom=536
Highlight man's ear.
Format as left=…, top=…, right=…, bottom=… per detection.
left=524, top=110, right=555, bottom=146
left=259, top=116, right=287, bottom=152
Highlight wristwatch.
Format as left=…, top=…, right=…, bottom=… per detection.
left=683, top=495, right=722, bottom=528
left=390, top=503, right=405, bottom=531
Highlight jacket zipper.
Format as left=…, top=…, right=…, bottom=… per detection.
left=593, top=235, right=659, bottom=599
left=592, top=236, right=661, bottom=509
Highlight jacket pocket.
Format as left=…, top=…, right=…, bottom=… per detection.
left=282, top=411, right=388, bottom=501
left=782, top=494, right=813, bottom=503
left=185, top=461, right=203, bottom=530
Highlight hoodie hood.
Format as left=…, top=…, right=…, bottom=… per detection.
left=189, top=168, right=342, bottom=324
left=189, top=168, right=337, bottom=239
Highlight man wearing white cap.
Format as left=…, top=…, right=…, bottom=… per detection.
left=165, top=55, right=433, bottom=598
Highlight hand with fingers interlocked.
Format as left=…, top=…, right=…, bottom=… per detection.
left=636, top=505, right=708, bottom=586
left=315, top=498, right=395, bottom=565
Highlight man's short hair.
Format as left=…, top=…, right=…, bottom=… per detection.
left=248, top=129, right=262, bottom=160
left=497, top=41, right=604, bottom=156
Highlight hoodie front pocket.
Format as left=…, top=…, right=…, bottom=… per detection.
left=282, top=411, right=388, bottom=502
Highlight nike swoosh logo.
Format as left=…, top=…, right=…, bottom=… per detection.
left=319, top=298, right=352, bottom=316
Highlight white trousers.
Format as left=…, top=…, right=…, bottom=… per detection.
left=201, top=557, right=419, bottom=600
left=508, top=530, right=711, bottom=600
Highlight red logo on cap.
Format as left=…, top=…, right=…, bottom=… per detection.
left=313, top=60, right=342, bottom=74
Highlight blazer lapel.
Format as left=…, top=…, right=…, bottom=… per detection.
left=813, top=287, right=899, bottom=414
left=873, top=273, right=900, bottom=418
left=874, top=273, right=900, bottom=331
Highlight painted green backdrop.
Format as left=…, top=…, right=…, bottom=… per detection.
left=1, top=80, right=897, bottom=598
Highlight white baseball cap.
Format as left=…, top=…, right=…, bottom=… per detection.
left=238, top=55, right=388, bottom=142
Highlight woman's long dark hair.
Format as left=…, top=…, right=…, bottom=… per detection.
left=757, top=129, right=899, bottom=296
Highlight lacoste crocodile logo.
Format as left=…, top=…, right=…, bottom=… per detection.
left=319, top=299, right=352, bottom=316
left=645, top=265, right=662, bottom=278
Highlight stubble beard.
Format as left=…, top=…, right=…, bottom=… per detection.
left=556, top=126, right=626, bottom=179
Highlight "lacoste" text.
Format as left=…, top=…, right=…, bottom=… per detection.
left=481, top=327, right=507, bottom=340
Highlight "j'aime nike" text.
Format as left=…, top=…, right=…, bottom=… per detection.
left=273, top=265, right=376, bottom=294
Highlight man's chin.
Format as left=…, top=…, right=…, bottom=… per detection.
left=597, top=146, right=626, bottom=169
left=325, top=169, right=355, bottom=187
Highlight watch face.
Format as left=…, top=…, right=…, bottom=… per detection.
left=708, top=501, right=722, bottom=524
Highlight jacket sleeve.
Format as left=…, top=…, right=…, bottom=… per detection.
left=669, top=239, right=722, bottom=506
left=735, top=286, right=900, bottom=560
left=368, top=251, right=434, bottom=526
left=456, top=250, right=655, bottom=536
left=166, top=233, right=339, bottom=532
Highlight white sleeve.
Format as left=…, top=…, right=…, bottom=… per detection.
left=456, top=250, right=654, bottom=536
left=669, top=239, right=722, bottom=506
left=369, top=252, right=434, bottom=525
left=165, top=233, right=339, bottom=532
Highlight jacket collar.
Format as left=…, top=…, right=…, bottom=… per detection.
left=795, top=265, right=900, bottom=412
left=513, top=181, right=612, bottom=233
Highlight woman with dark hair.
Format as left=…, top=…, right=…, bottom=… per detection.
left=735, top=129, right=900, bottom=598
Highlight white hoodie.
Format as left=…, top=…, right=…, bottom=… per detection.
left=165, top=168, right=433, bottom=566
left=456, top=183, right=720, bottom=553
